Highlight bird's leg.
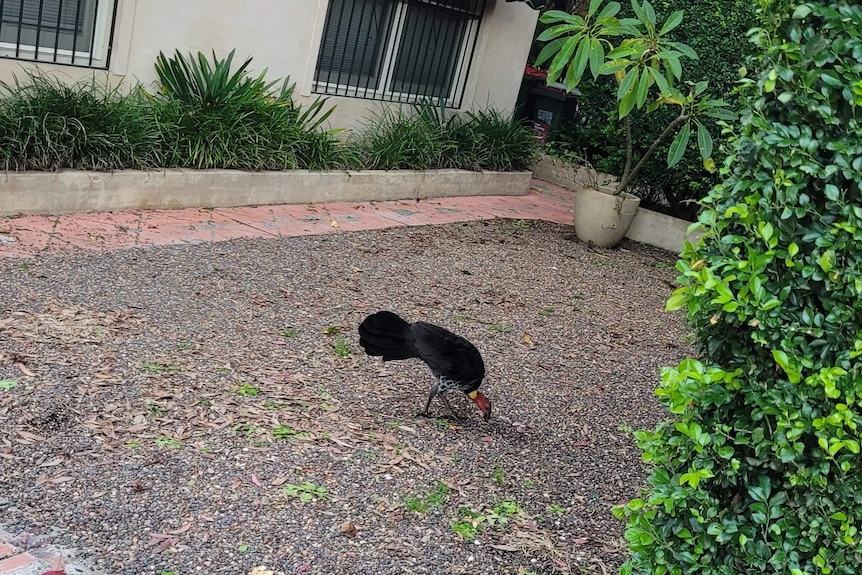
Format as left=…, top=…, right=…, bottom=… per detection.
left=439, top=393, right=464, bottom=420
left=417, top=381, right=440, bottom=418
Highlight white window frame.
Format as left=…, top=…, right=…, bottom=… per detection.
left=313, top=0, right=482, bottom=107
left=0, top=0, right=114, bottom=68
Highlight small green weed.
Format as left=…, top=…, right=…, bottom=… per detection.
left=273, top=425, right=306, bottom=440
left=492, top=465, right=505, bottom=486
left=427, top=482, right=450, bottom=506
left=237, top=544, right=249, bottom=553
left=177, top=339, right=193, bottom=350
left=451, top=500, right=523, bottom=540
left=155, top=436, right=182, bottom=449
left=283, top=481, right=329, bottom=503
left=510, top=219, right=533, bottom=233
left=141, top=360, right=179, bottom=374
left=406, top=482, right=450, bottom=513
left=0, top=380, right=18, bottom=391
left=235, top=382, right=260, bottom=396
left=547, top=503, right=566, bottom=517
left=279, top=327, right=297, bottom=338
left=125, top=440, right=142, bottom=449
left=232, top=423, right=258, bottom=436
left=323, top=326, right=341, bottom=335
left=489, top=323, right=512, bottom=334
left=145, top=400, right=165, bottom=417
left=538, top=307, right=555, bottom=317
left=452, top=312, right=473, bottom=322
left=332, top=338, right=350, bottom=357
left=214, top=366, right=232, bottom=375
left=405, top=496, right=428, bottom=513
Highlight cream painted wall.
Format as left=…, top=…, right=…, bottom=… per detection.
left=0, top=0, right=539, bottom=131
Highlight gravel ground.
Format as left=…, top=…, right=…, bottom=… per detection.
left=0, top=219, right=691, bottom=575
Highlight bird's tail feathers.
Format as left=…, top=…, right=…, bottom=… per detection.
left=358, top=311, right=417, bottom=361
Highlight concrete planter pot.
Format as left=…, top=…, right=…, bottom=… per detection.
left=573, top=184, right=641, bottom=248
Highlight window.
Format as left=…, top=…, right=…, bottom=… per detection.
left=314, top=0, right=486, bottom=107
left=0, top=0, right=119, bottom=68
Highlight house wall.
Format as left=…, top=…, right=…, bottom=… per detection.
left=0, top=0, right=539, bottom=133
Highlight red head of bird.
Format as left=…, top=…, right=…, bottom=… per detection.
left=468, top=390, right=491, bottom=421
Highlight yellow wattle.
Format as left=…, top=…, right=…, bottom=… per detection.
left=467, top=390, right=478, bottom=399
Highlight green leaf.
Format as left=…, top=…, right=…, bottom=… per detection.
left=696, top=122, right=713, bottom=160
left=636, top=67, right=651, bottom=109
left=598, top=1, right=622, bottom=19
left=619, top=86, right=638, bottom=119
left=666, top=55, right=682, bottom=81
left=667, top=122, right=691, bottom=167
left=617, top=67, right=638, bottom=100
left=567, top=35, right=592, bottom=89
left=666, top=288, right=689, bottom=311
left=537, top=23, right=577, bottom=42
left=659, top=10, right=684, bottom=35
left=539, top=10, right=585, bottom=26
left=667, top=41, right=698, bottom=61
left=642, top=0, right=657, bottom=26
left=587, top=0, right=604, bottom=17
left=647, top=66, right=670, bottom=94
left=588, top=38, right=605, bottom=79
left=546, top=35, right=580, bottom=85
left=818, top=251, right=835, bottom=273
left=792, top=4, right=812, bottom=19
left=535, top=37, right=568, bottom=67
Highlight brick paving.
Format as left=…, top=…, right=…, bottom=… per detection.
left=0, top=180, right=574, bottom=259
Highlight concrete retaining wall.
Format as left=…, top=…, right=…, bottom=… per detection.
left=0, top=169, right=533, bottom=216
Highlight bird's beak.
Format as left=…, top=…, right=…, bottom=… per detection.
left=471, top=392, right=491, bottom=422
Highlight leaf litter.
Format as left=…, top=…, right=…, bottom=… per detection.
left=0, top=220, right=689, bottom=575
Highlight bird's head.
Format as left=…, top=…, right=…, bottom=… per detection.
left=468, top=390, right=491, bottom=421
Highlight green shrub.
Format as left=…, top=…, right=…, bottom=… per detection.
left=452, top=108, right=539, bottom=172
left=356, top=104, right=456, bottom=170
left=0, top=73, right=160, bottom=170
left=616, top=2, right=862, bottom=574
left=152, top=49, right=352, bottom=170
left=356, top=102, right=537, bottom=171
left=548, top=0, right=758, bottom=219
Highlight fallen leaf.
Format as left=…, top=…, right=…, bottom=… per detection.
left=16, top=363, right=35, bottom=377
left=166, top=523, right=192, bottom=535
left=297, top=560, right=312, bottom=573
left=330, top=220, right=339, bottom=228
left=522, top=333, right=535, bottom=347
left=249, top=567, right=275, bottom=575
left=49, top=476, right=75, bottom=484
left=251, top=474, right=263, bottom=488
left=339, top=521, right=358, bottom=538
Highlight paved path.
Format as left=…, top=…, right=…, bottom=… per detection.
left=0, top=180, right=574, bottom=259
left=0, top=178, right=573, bottom=575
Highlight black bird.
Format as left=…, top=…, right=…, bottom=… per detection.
left=358, top=311, right=491, bottom=421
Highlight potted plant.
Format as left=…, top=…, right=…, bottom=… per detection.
left=534, top=0, right=735, bottom=247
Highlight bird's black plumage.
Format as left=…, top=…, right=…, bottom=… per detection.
left=358, top=311, right=489, bottom=420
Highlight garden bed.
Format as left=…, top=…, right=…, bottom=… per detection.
left=0, top=169, right=533, bottom=216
